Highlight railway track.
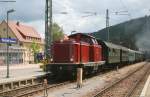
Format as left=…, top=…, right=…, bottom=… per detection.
left=0, top=83, right=42, bottom=96
left=0, top=63, right=146, bottom=97
left=92, top=63, right=149, bottom=97
left=0, top=81, right=70, bottom=97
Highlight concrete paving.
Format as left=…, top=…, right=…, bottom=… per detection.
left=140, top=74, right=150, bottom=97
left=146, top=81, right=150, bottom=97
left=0, top=64, right=46, bottom=84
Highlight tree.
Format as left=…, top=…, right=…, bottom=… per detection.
left=51, top=23, right=64, bottom=41
left=30, top=41, right=40, bottom=63
left=31, top=41, right=40, bottom=53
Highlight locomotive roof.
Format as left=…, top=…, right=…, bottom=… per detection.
left=69, top=33, right=96, bottom=39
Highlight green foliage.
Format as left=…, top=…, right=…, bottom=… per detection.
left=31, top=41, right=40, bottom=54
left=93, top=16, right=148, bottom=50
left=31, top=41, right=40, bottom=63
left=51, top=23, right=64, bottom=41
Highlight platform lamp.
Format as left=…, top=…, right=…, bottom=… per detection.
left=6, top=9, right=15, bottom=78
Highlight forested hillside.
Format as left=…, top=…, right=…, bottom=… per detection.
left=92, top=16, right=150, bottom=50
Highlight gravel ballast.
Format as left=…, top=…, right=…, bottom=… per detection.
left=36, top=62, right=146, bottom=97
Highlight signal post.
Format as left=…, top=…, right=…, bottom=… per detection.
left=77, top=67, right=83, bottom=88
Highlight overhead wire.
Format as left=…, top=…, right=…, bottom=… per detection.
left=118, top=0, right=132, bottom=19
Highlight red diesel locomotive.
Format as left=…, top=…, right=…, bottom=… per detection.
left=46, top=33, right=105, bottom=77
left=45, top=33, right=144, bottom=78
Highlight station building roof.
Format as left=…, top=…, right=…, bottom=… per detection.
left=0, top=20, right=43, bottom=44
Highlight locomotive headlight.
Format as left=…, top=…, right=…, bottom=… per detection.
left=50, top=58, right=53, bottom=62
left=70, top=58, right=74, bottom=62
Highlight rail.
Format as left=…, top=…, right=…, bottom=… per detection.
left=14, top=81, right=69, bottom=97
left=0, top=83, right=42, bottom=97
left=93, top=63, right=149, bottom=97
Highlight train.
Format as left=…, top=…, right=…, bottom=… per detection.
left=45, top=33, right=144, bottom=78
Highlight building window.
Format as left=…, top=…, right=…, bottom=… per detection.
left=19, top=43, right=23, bottom=46
left=3, top=28, right=6, bottom=32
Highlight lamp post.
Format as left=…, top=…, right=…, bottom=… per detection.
left=0, top=1, right=16, bottom=2
left=6, top=9, right=15, bottom=78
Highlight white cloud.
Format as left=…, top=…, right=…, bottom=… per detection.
left=1, top=0, right=150, bottom=38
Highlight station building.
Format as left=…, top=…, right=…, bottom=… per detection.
left=0, top=20, right=44, bottom=65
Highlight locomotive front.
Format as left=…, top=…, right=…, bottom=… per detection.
left=51, top=40, right=89, bottom=64
left=47, top=35, right=90, bottom=77
left=46, top=33, right=104, bottom=78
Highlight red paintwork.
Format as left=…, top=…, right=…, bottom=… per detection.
left=69, top=33, right=102, bottom=62
left=80, top=42, right=89, bottom=63
left=52, top=40, right=79, bottom=63
left=73, top=43, right=80, bottom=63
left=89, top=45, right=102, bottom=62
left=52, top=33, right=102, bottom=64
left=52, top=40, right=89, bottom=63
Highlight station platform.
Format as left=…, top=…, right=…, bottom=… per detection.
left=0, top=64, right=46, bottom=84
left=140, top=74, right=150, bottom=97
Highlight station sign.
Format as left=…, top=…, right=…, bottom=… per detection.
left=0, top=38, right=17, bottom=44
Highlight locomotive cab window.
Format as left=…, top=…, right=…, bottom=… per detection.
left=93, top=39, right=98, bottom=45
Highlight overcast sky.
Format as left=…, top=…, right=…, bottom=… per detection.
left=0, top=0, right=150, bottom=38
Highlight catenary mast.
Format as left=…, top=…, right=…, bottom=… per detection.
left=45, top=0, right=52, bottom=60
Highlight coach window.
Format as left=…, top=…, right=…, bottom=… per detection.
left=108, top=48, right=110, bottom=51
left=109, top=48, right=112, bottom=56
